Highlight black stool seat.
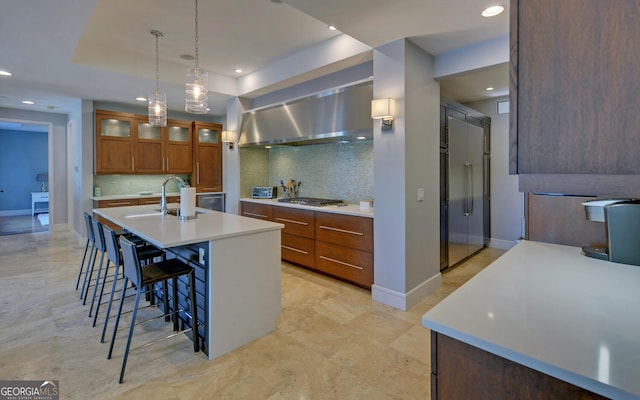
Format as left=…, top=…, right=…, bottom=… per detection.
left=139, top=259, right=193, bottom=284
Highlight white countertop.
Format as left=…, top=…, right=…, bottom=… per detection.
left=94, top=204, right=283, bottom=248
left=92, top=191, right=223, bottom=201
left=422, top=240, right=640, bottom=400
left=240, top=198, right=374, bottom=218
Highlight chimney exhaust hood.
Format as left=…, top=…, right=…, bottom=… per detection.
left=238, top=81, right=373, bottom=147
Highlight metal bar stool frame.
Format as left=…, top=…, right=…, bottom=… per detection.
left=77, top=212, right=96, bottom=293
left=98, top=225, right=165, bottom=337
left=108, top=236, right=199, bottom=384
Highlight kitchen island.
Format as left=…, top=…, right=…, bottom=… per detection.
left=423, top=240, right=640, bottom=400
left=93, top=204, right=284, bottom=360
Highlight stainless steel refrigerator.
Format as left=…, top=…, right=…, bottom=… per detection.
left=441, top=99, right=490, bottom=269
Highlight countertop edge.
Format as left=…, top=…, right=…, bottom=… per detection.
left=422, top=319, right=634, bottom=400
left=240, top=198, right=374, bottom=218
left=421, top=240, right=640, bottom=400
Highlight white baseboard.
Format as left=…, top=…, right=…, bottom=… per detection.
left=372, top=272, right=442, bottom=311
left=0, top=209, right=31, bottom=217
left=489, top=238, right=517, bottom=250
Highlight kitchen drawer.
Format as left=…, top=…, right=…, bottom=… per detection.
left=281, top=233, right=315, bottom=268
left=240, top=202, right=273, bottom=221
left=138, top=196, right=161, bottom=205
left=97, top=198, right=139, bottom=207
left=315, top=241, right=373, bottom=288
left=273, top=207, right=315, bottom=238
left=315, top=212, right=373, bottom=252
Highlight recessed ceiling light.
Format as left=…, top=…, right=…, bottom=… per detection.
left=136, top=97, right=147, bottom=102
left=486, top=87, right=495, bottom=91
left=482, top=5, right=504, bottom=17
left=357, top=136, right=366, bottom=140
left=235, top=68, right=243, bottom=73
left=0, top=70, right=12, bottom=76
left=22, top=100, right=35, bottom=105
left=328, top=25, right=337, bottom=31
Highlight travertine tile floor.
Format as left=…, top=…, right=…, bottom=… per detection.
left=0, top=230, right=505, bottom=399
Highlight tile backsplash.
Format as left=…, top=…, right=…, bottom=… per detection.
left=240, top=141, right=373, bottom=204
left=93, top=174, right=190, bottom=196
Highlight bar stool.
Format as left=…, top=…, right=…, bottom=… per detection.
left=77, top=212, right=96, bottom=292
left=97, top=225, right=164, bottom=335
left=108, top=236, right=199, bottom=384
left=80, top=217, right=106, bottom=304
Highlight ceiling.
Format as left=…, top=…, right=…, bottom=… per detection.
left=0, top=0, right=509, bottom=118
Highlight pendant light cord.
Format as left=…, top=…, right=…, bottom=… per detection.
left=151, top=30, right=163, bottom=94
left=194, top=0, right=199, bottom=70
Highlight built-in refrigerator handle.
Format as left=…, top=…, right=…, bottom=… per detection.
left=464, top=163, right=473, bottom=216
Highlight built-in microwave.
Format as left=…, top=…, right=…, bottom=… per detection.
left=251, top=186, right=277, bottom=199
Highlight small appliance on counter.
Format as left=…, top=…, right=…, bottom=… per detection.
left=582, top=198, right=640, bottom=265
left=251, top=186, right=277, bottom=199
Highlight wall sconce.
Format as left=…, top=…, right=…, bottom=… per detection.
left=371, top=98, right=397, bottom=131
left=222, top=130, right=235, bottom=149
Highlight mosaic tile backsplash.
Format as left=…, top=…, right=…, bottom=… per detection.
left=93, top=174, right=190, bottom=196
left=240, top=141, right=373, bottom=204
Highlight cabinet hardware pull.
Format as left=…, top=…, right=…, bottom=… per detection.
left=319, top=256, right=363, bottom=270
left=319, top=226, right=363, bottom=236
left=108, top=201, right=134, bottom=206
left=281, top=245, right=308, bottom=254
left=162, top=158, right=165, bottom=171
left=196, top=163, right=200, bottom=184
left=275, top=217, right=308, bottom=226
left=132, top=156, right=135, bottom=172
left=166, top=158, right=169, bottom=171
left=244, top=212, right=267, bottom=218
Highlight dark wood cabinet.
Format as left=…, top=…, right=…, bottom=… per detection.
left=240, top=201, right=374, bottom=288
left=240, top=202, right=273, bottom=221
left=315, top=213, right=373, bottom=288
left=193, top=122, right=223, bottom=193
left=274, top=207, right=315, bottom=268
left=510, top=0, right=640, bottom=195
left=431, top=332, right=608, bottom=400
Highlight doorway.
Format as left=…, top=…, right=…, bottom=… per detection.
left=0, top=119, right=51, bottom=235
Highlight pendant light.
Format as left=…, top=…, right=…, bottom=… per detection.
left=185, top=0, right=208, bottom=113
left=149, top=30, right=167, bottom=127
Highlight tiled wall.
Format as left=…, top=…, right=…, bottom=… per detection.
left=240, top=141, right=373, bottom=204
left=93, top=174, right=189, bottom=196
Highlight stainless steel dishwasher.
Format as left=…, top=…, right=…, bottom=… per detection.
left=196, top=193, right=225, bottom=212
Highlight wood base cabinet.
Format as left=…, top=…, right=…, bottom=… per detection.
left=315, top=213, right=373, bottom=288
left=273, top=207, right=315, bottom=269
left=431, top=332, right=607, bottom=400
left=240, top=201, right=374, bottom=288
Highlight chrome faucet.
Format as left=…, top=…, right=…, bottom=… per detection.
left=161, top=176, right=187, bottom=215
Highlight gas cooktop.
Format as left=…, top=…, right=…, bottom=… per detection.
left=278, top=197, right=345, bottom=207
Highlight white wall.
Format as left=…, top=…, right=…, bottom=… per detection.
left=466, top=97, right=522, bottom=248
left=371, top=39, right=441, bottom=310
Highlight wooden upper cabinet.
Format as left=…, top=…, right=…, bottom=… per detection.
left=135, top=117, right=163, bottom=173
left=95, top=110, right=136, bottom=174
left=165, top=119, right=192, bottom=174
left=96, top=110, right=194, bottom=175
left=510, top=0, right=640, bottom=176
left=193, top=121, right=222, bottom=192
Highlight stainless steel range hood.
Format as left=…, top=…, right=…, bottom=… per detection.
left=238, top=81, right=373, bottom=147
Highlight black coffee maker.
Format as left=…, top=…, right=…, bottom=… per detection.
left=582, top=199, right=640, bottom=266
